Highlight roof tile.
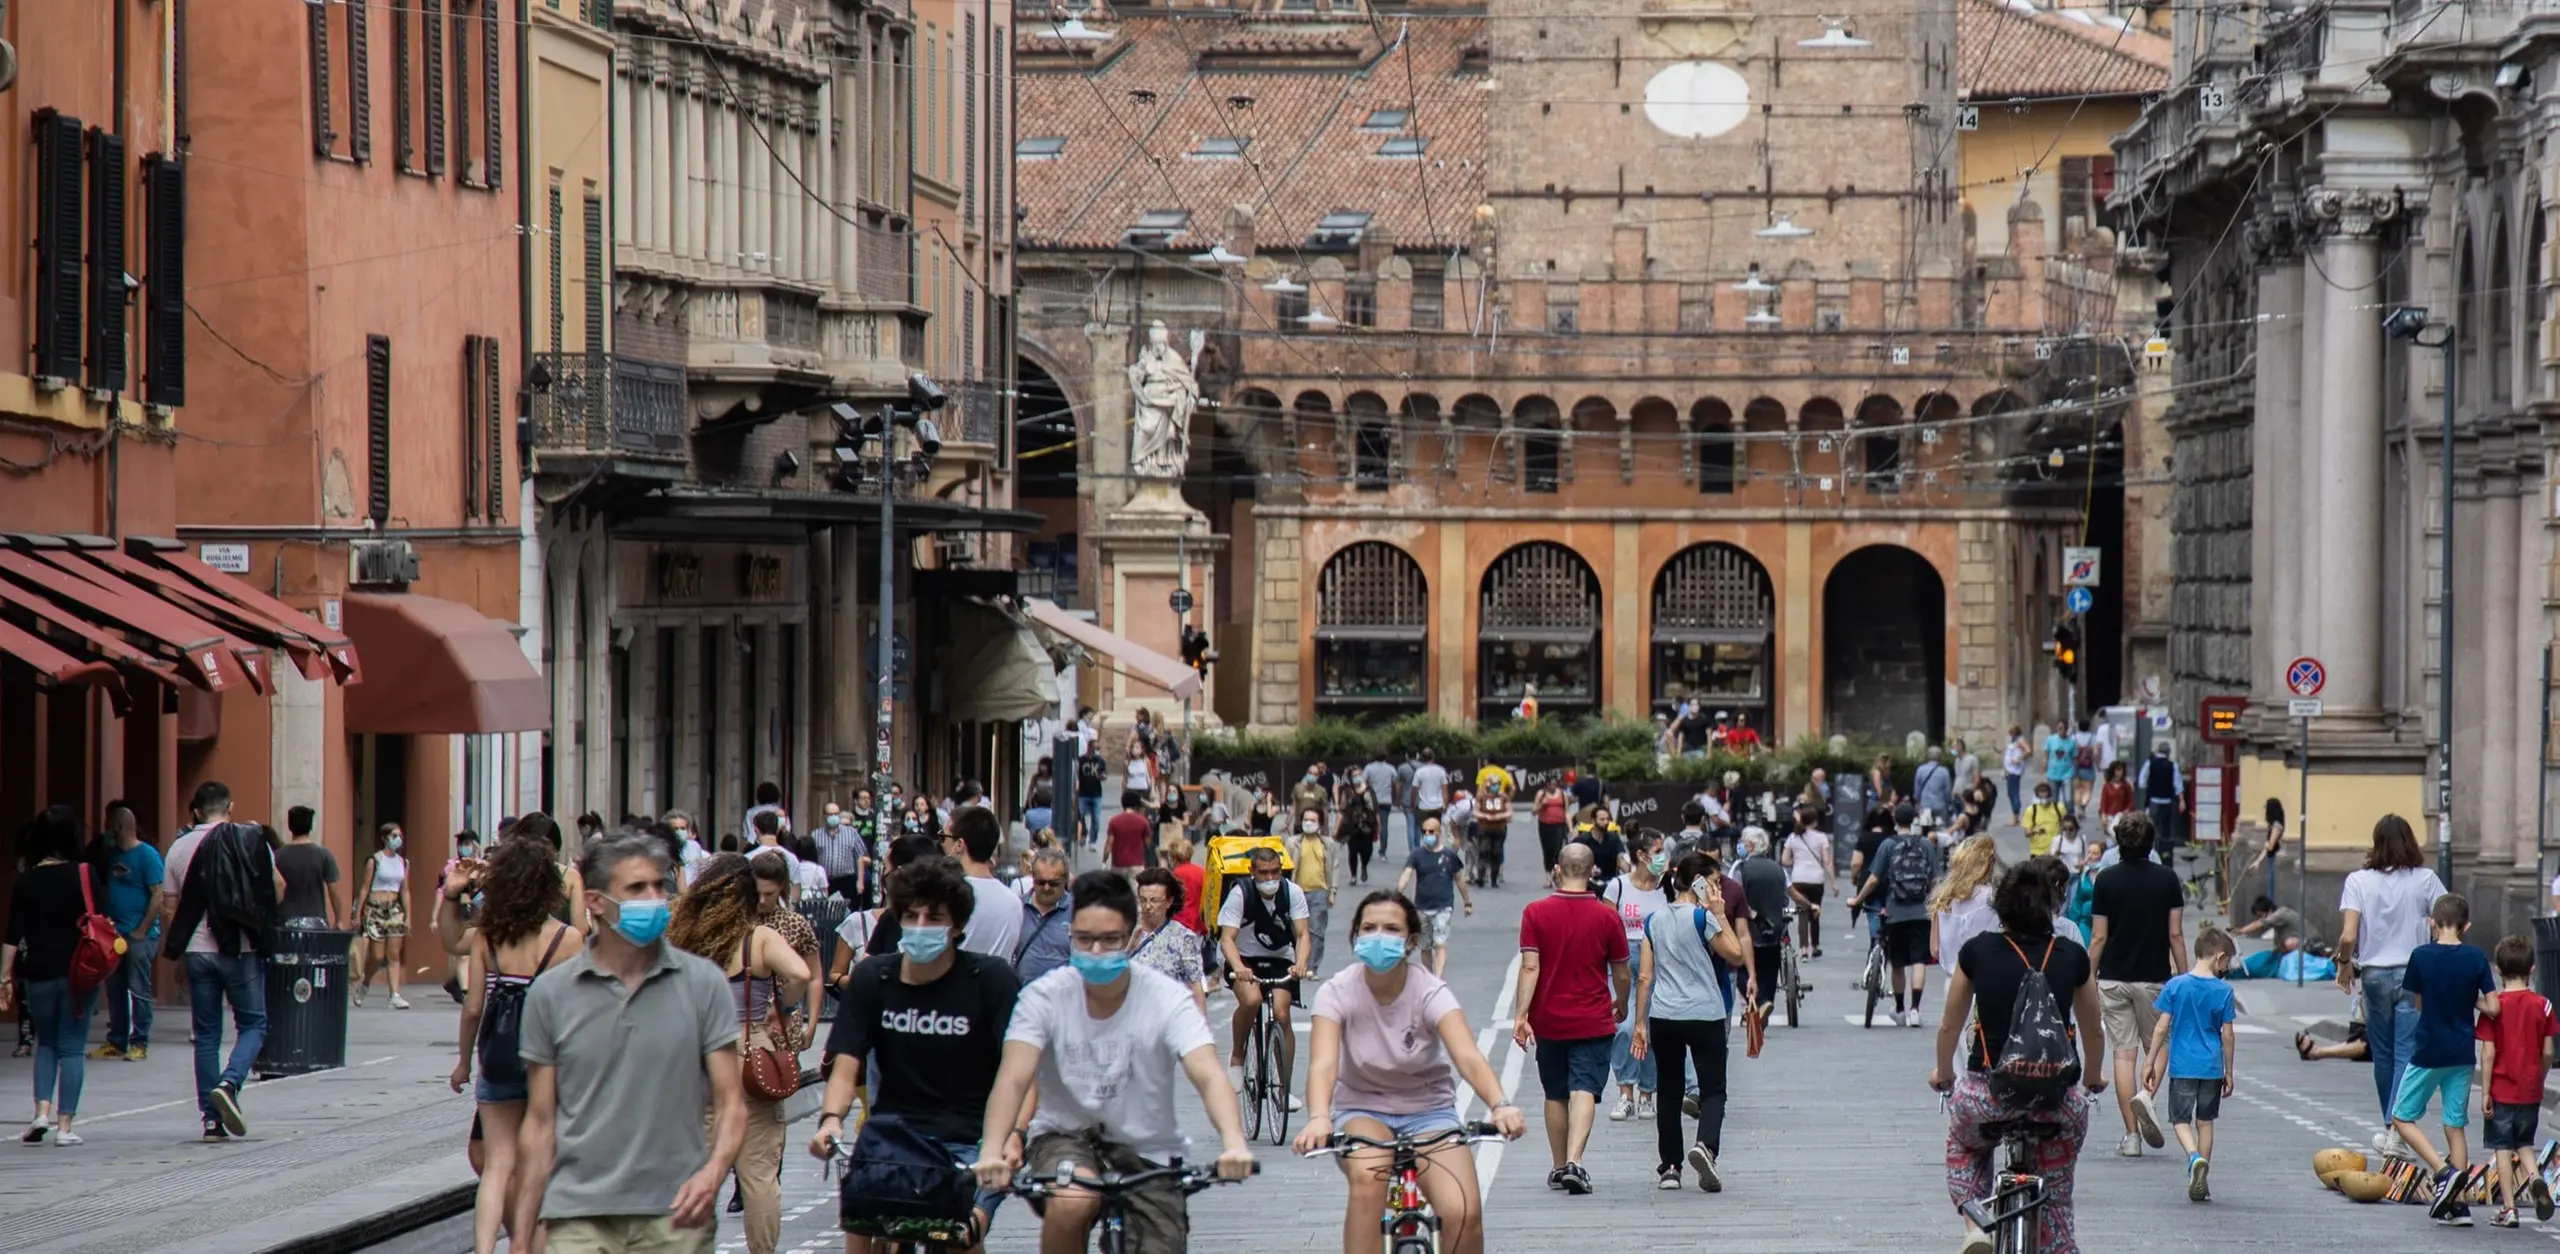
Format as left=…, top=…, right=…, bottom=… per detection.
left=1958, top=0, right=2171, bottom=100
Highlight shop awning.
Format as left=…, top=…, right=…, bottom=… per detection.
left=337, top=591, right=547, bottom=737
left=113, top=540, right=362, bottom=683
left=1479, top=626, right=1598, bottom=645
left=0, top=534, right=358, bottom=697
left=1313, top=625, right=1428, bottom=642
left=1650, top=627, right=1770, bottom=646
left=0, top=615, right=122, bottom=694
left=0, top=545, right=261, bottom=691
left=941, top=601, right=1061, bottom=723
left=340, top=593, right=548, bottom=734
left=1021, top=597, right=1203, bottom=702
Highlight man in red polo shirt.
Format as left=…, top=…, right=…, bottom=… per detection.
left=1513, top=842, right=1631, bottom=1196
left=1106, top=789, right=1155, bottom=872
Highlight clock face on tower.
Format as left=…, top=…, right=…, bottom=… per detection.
left=1643, top=61, right=1751, bottom=139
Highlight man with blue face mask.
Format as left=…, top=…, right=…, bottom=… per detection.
left=514, top=834, right=745, bottom=1253
left=974, top=871, right=1256, bottom=1250
left=812, top=857, right=1020, bottom=1249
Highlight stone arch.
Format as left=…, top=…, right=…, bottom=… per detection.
left=1314, top=540, right=1430, bottom=714
left=1478, top=541, right=1603, bottom=720
left=1345, top=390, right=1393, bottom=489
left=1515, top=395, right=1564, bottom=491
left=1630, top=396, right=1681, bottom=487
left=1822, top=544, right=1945, bottom=740
left=1690, top=398, right=1739, bottom=492
left=1402, top=393, right=1445, bottom=476
left=1854, top=393, right=1905, bottom=492
left=1650, top=542, right=1775, bottom=728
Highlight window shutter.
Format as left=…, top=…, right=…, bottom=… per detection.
left=366, top=335, right=393, bottom=526
left=483, top=335, right=505, bottom=521
left=451, top=1, right=473, bottom=182
left=582, top=192, right=604, bottom=356
left=393, top=3, right=413, bottom=168
left=33, top=110, right=85, bottom=384
left=425, top=0, right=446, bottom=177
left=143, top=154, right=187, bottom=408
left=484, top=5, right=504, bottom=189
left=462, top=336, right=485, bottom=519
left=309, top=4, right=333, bottom=157
left=963, top=14, right=977, bottom=220
left=86, top=128, right=129, bottom=394
left=348, top=0, right=372, bottom=163
left=989, top=42, right=1005, bottom=230
left=547, top=183, right=564, bottom=351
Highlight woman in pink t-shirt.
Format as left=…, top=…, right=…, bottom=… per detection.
left=1294, top=891, right=1525, bottom=1254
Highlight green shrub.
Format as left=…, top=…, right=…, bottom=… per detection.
left=1291, top=718, right=1378, bottom=762
left=1478, top=718, right=1575, bottom=758
left=1191, top=726, right=1293, bottom=766
left=1379, top=714, right=1480, bottom=760
left=1663, top=750, right=1770, bottom=787
left=1591, top=746, right=1663, bottom=784
left=1576, top=714, right=1661, bottom=760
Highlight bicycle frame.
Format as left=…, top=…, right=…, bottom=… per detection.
left=1957, top=1126, right=2054, bottom=1254
left=1308, top=1124, right=1505, bottom=1253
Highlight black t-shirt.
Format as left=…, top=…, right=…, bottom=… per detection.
left=1678, top=714, right=1710, bottom=748
left=1852, top=826, right=1889, bottom=883
left=1076, top=754, right=1106, bottom=799
left=825, top=952, right=1021, bottom=1141
left=5, top=862, right=87, bottom=982
left=1570, top=777, right=1603, bottom=809
left=275, top=843, right=339, bottom=920
left=2090, top=858, right=2184, bottom=984
left=1958, top=930, right=2091, bottom=1073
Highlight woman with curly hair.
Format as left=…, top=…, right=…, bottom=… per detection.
left=1927, top=835, right=2002, bottom=974
left=446, top=836, right=579, bottom=1254
left=670, top=853, right=810, bottom=1254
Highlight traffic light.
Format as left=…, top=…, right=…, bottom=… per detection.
left=2052, top=622, right=2079, bottom=683
left=1180, top=624, right=1217, bottom=676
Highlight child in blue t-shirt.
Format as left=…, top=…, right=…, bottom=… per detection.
left=2396, top=892, right=2501, bottom=1225
left=2142, top=926, right=2238, bottom=1202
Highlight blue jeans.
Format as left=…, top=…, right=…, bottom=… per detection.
left=1077, top=796, right=1103, bottom=846
left=25, top=978, right=95, bottom=1116
left=2004, top=773, right=2023, bottom=821
left=2362, top=964, right=2420, bottom=1127
left=1611, top=1013, right=1657, bottom=1094
left=185, top=953, right=269, bottom=1119
left=105, top=942, right=155, bottom=1049
left=2148, top=802, right=2182, bottom=849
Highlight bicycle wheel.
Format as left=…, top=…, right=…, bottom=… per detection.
left=1862, top=948, right=1883, bottom=1028
left=1241, top=1006, right=1268, bottom=1142
left=1783, top=948, right=1802, bottom=1028
left=1263, top=1017, right=1293, bottom=1145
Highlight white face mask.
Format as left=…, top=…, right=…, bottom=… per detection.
left=1256, top=878, right=1282, bottom=898
left=1301, top=820, right=1320, bottom=834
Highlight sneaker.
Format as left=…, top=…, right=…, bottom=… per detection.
left=1286, top=1094, right=1304, bottom=1113
left=1959, top=1229, right=1995, bottom=1254
left=443, top=977, right=465, bottom=1004
left=123, top=1045, right=147, bottom=1061
left=2129, top=1089, right=2164, bottom=1149
left=1227, top=1064, right=1244, bottom=1091
left=1688, top=1143, right=1723, bottom=1193
left=1547, top=1166, right=1569, bottom=1191
left=21, top=1121, right=47, bottom=1145
left=2187, top=1154, right=2210, bottom=1202
left=2375, top=1130, right=2416, bottom=1162
left=2531, top=1173, right=2554, bottom=1222
left=2494, top=1207, right=2522, bottom=1229
left=52, top=1130, right=81, bottom=1147
left=2116, top=1133, right=2143, bottom=1158
left=1907, top=1009, right=1927, bottom=1029
left=1610, top=1097, right=1635, bottom=1122
left=1657, top=1164, right=1682, bottom=1191
left=86, top=1044, right=125, bottom=1061
left=1637, top=1093, right=1658, bottom=1120
left=2447, top=1204, right=2477, bottom=1228
left=1682, top=1091, right=1701, bottom=1119
left=727, top=1187, right=744, bottom=1215
left=201, top=1118, right=230, bottom=1143
left=2430, top=1166, right=2463, bottom=1221
left=388, top=994, right=411, bottom=1010
left=209, top=1080, right=247, bottom=1138
left=1560, top=1162, right=1593, bottom=1195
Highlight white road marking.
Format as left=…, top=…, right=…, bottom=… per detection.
left=84, top=1054, right=401, bottom=1123
left=1462, top=952, right=1528, bottom=1196
left=2232, top=1024, right=2274, bottom=1035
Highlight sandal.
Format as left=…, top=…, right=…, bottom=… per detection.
left=2295, top=1032, right=2315, bottom=1061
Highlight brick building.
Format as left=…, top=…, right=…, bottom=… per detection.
left=1015, top=0, right=2166, bottom=748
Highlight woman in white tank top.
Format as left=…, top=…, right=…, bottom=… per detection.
left=354, top=824, right=415, bottom=1009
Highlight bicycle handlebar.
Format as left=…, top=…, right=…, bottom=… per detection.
left=1302, top=1121, right=1512, bottom=1158
left=1007, top=1159, right=1261, bottom=1201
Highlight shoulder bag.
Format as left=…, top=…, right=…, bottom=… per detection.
left=740, top=933, right=803, bottom=1102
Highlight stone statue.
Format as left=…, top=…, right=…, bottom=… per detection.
left=1126, top=320, right=1199, bottom=479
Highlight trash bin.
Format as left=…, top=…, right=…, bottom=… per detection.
left=256, top=927, right=353, bottom=1079
left=2534, top=917, right=2560, bottom=1011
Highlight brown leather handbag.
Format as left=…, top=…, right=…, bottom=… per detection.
left=739, top=934, right=801, bottom=1102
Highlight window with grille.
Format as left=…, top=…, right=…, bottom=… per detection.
left=1547, top=285, right=1578, bottom=334
left=1523, top=430, right=1560, bottom=492
left=1276, top=286, right=1308, bottom=331
left=1345, top=281, right=1376, bottom=328
left=1410, top=265, right=1445, bottom=330
left=1355, top=422, right=1392, bottom=489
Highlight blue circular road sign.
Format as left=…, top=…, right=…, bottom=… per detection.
left=2066, top=587, right=2093, bottom=614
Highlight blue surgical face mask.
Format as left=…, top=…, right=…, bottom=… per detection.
left=1422, top=833, right=1441, bottom=850
left=826, top=814, right=843, bottom=828
left=387, top=836, right=403, bottom=853
left=897, top=927, right=952, bottom=963
left=606, top=896, right=671, bottom=946
left=1648, top=853, right=1669, bottom=876
left=1353, top=933, right=1407, bottom=973
left=1070, top=948, right=1131, bottom=985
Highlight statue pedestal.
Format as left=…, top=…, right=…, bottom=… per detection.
left=1091, top=486, right=1227, bottom=749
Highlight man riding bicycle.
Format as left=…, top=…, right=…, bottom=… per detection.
left=974, top=871, right=1256, bottom=1250
left=1219, top=847, right=1313, bottom=1108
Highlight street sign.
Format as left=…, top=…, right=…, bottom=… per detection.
left=1169, top=587, right=1194, bottom=615
left=2062, top=546, right=2102, bottom=588
left=2289, top=698, right=2324, bottom=719
left=2199, top=695, right=2246, bottom=745
left=2284, top=655, right=2327, bottom=698
left=2066, top=587, right=2093, bottom=614
left=199, top=543, right=251, bottom=574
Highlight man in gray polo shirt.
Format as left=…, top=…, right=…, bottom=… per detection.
left=516, top=834, right=745, bottom=1253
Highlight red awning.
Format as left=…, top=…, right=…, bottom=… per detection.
left=339, top=593, right=546, bottom=734
left=74, top=548, right=332, bottom=682
left=0, top=546, right=265, bottom=692
left=0, top=535, right=360, bottom=697
left=0, top=615, right=122, bottom=692
left=130, top=542, right=362, bottom=684
left=0, top=582, right=187, bottom=687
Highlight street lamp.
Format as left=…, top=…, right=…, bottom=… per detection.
left=2384, top=303, right=2455, bottom=883
left=830, top=372, right=948, bottom=795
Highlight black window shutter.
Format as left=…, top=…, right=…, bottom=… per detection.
left=582, top=193, right=605, bottom=357
left=33, top=110, right=85, bottom=384
left=963, top=14, right=977, bottom=221
left=461, top=336, right=484, bottom=519
left=86, top=128, right=129, bottom=394
left=393, top=2, right=413, bottom=168
left=309, top=3, right=333, bottom=157
left=366, top=335, right=392, bottom=526
left=483, top=5, right=503, bottom=189
left=547, top=184, right=563, bottom=351
left=424, top=0, right=446, bottom=177
left=483, top=336, right=504, bottom=522
left=348, top=0, right=372, bottom=163
left=451, top=1, right=472, bottom=181
left=143, top=154, right=187, bottom=408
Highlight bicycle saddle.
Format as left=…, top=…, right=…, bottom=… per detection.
left=1975, top=1118, right=2064, bottom=1142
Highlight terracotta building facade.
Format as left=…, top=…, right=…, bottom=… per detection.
left=1015, top=0, right=2165, bottom=750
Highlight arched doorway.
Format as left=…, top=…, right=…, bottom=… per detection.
left=1823, top=546, right=1945, bottom=740
left=1651, top=543, right=1775, bottom=734
left=1314, top=542, right=1430, bottom=717
left=1478, top=542, right=1601, bottom=721
left=1015, top=353, right=1079, bottom=600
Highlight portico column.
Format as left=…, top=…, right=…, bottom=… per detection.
left=2514, top=473, right=2551, bottom=871
left=2294, top=228, right=2327, bottom=676
left=2251, top=223, right=2304, bottom=710
left=2308, top=187, right=2396, bottom=715
left=2481, top=472, right=2521, bottom=863
left=834, top=65, right=859, bottom=295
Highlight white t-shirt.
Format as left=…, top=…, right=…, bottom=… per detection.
left=963, top=875, right=1027, bottom=958
left=1126, top=757, right=1154, bottom=792
left=1783, top=830, right=1829, bottom=886
left=2052, top=831, right=2087, bottom=872
left=163, top=823, right=225, bottom=955
left=793, top=858, right=831, bottom=897
left=678, top=838, right=708, bottom=888
left=1413, top=764, right=1450, bottom=810
left=1009, top=965, right=1214, bottom=1162
left=1936, top=886, right=1995, bottom=971
left=2094, top=722, right=2120, bottom=772
left=2002, top=741, right=2028, bottom=775
left=2340, top=866, right=2449, bottom=968
left=1602, top=878, right=1670, bottom=944
left=1215, top=879, right=1311, bottom=960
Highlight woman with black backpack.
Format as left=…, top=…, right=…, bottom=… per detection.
left=445, top=835, right=580, bottom=1254
left=1928, top=855, right=2107, bottom=1254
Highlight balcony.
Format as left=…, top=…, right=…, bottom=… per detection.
left=682, top=285, right=923, bottom=405
left=529, top=351, right=687, bottom=469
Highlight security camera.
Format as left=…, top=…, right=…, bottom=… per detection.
left=912, top=416, right=943, bottom=459
left=907, top=373, right=948, bottom=412
left=2382, top=305, right=2432, bottom=341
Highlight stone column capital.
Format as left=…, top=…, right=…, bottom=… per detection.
left=2298, top=185, right=2407, bottom=241
left=2244, top=211, right=2302, bottom=269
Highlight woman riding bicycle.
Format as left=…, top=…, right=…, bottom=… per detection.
left=1929, top=855, right=2107, bottom=1254
left=1293, top=891, right=1524, bottom=1254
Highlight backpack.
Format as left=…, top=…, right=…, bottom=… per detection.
left=70, top=864, right=123, bottom=993
left=1236, top=878, right=1296, bottom=952
left=476, top=925, right=569, bottom=1089
left=1885, top=837, right=1934, bottom=905
left=837, top=1110, right=981, bottom=1242
left=1981, top=936, right=2080, bottom=1108
left=2073, top=741, right=2096, bottom=770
